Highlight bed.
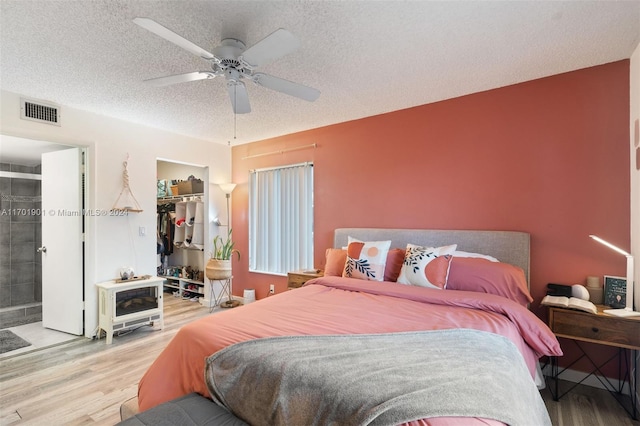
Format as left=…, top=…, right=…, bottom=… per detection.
left=133, top=228, right=562, bottom=425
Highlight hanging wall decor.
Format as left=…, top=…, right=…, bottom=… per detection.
left=112, top=153, right=143, bottom=212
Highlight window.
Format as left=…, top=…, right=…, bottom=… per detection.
left=249, top=162, right=313, bottom=275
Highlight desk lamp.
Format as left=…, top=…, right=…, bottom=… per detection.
left=590, top=235, right=640, bottom=317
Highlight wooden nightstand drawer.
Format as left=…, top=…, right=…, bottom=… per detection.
left=549, top=308, right=640, bottom=349
left=287, top=270, right=323, bottom=289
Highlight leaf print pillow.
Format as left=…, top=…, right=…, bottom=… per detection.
left=342, top=239, right=391, bottom=281
left=396, top=243, right=457, bottom=289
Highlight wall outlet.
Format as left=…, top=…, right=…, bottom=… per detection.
left=269, top=284, right=275, bottom=294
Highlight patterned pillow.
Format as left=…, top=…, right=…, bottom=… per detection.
left=397, top=243, right=457, bottom=289
left=342, top=238, right=391, bottom=281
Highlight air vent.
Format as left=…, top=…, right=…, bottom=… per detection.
left=20, top=98, right=61, bottom=126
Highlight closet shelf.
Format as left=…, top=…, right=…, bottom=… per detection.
left=173, top=243, right=204, bottom=251
left=157, top=193, right=204, bottom=204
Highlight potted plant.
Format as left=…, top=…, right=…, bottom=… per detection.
left=206, top=228, right=240, bottom=280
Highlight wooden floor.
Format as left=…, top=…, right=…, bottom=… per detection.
left=0, top=292, right=638, bottom=426
left=0, top=292, right=214, bottom=425
left=542, top=380, right=639, bottom=426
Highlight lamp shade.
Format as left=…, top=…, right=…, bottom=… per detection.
left=589, top=235, right=630, bottom=256
left=589, top=234, right=638, bottom=316
left=219, top=183, right=237, bottom=195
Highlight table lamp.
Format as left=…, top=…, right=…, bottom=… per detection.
left=589, top=235, right=640, bottom=317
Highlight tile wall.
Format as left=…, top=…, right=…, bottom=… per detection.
left=0, top=162, right=42, bottom=327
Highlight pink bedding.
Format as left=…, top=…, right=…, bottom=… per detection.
left=138, top=276, right=562, bottom=424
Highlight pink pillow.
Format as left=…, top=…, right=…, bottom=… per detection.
left=324, top=248, right=348, bottom=276
left=446, top=257, right=533, bottom=306
left=384, top=248, right=405, bottom=282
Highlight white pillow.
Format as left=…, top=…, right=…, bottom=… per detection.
left=342, top=237, right=391, bottom=282
left=397, top=244, right=457, bottom=289
left=452, top=250, right=499, bottom=262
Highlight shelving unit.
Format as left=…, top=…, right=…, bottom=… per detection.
left=173, top=200, right=205, bottom=251
left=161, top=275, right=205, bottom=298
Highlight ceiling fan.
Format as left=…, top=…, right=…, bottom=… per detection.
left=133, top=17, right=320, bottom=114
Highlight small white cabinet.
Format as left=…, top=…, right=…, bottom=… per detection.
left=96, top=276, right=164, bottom=344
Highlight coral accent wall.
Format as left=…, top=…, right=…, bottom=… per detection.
left=231, top=61, right=630, bottom=326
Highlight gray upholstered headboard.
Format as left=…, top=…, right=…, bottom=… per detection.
left=334, top=228, right=530, bottom=285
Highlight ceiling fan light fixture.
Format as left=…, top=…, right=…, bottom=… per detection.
left=212, top=39, right=246, bottom=66
left=135, top=18, right=320, bottom=114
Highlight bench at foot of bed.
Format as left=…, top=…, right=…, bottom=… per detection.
left=117, top=393, right=247, bottom=426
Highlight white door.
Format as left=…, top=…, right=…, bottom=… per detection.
left=40, top=148, right=84, bottom=335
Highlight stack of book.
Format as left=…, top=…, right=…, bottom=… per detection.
left=541, top=283, right=597, bottom=314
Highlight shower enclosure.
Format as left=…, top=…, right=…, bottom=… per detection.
left=0, top=162, right=43, bottom=328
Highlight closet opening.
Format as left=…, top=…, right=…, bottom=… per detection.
left=156, top=159, right=209, bottom=307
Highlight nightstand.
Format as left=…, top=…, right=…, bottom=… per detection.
left=547, top=305, right=640, bottom=419
left=287, top=270, right=323, bottom=290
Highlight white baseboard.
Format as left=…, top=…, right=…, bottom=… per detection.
left=200, top=295, right=243, bottom=308
left=540, top=362, right=634, bottom=395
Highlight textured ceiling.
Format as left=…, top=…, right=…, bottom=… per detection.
left=1, top=1, right=639, bottom=147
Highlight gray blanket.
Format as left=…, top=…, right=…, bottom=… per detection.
left=205, top=329, right=551, bottom=426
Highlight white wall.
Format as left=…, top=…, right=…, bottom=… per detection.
left=0, top=90, right=231, bottom=337
left=630, top=42, right=640, bottom=410
left=157, top=160, right=206, bottom=183
left=632, top=44, right=640, bottom=313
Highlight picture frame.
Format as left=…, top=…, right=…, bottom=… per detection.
left=603, top=275, right=627, bottom=308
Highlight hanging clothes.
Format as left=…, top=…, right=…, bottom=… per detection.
left=157, top=203, right=175, bottom=255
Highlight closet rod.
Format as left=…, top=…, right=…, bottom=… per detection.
left=242, top=143, right=316, bottom=160
left=156, top=193, right=204, bottom=204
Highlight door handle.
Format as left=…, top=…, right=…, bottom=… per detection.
left=37, top=246, right=47, bottom=253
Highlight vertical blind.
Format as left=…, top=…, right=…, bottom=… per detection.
left=249, top=162, right=314, bottom=275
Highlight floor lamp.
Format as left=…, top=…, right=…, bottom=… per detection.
left=218, top=183, right=238, bottom=308
left=590, top=235, right=640, bottom=317
left=218, top=183, right=237, bottom=227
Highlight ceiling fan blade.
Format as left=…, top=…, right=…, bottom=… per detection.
left=144, top=72, right=214, bottom=87
left=227, top=81, right=251, bottom=114
left=133, top=17, right=216, bottom=60
left=253, top=73, right=320, bottom=102
left=240, top=28, right=300, bottom=68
